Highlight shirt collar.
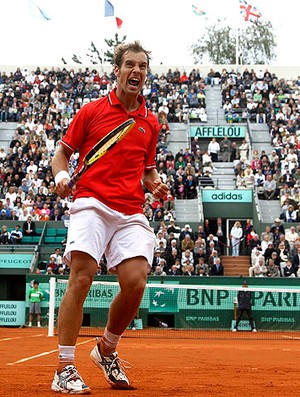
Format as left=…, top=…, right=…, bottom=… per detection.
left=108, top=88, right=148, bottom=117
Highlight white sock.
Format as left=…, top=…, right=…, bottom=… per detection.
left=101, top=328, right=122, bottom=354
left=58, top=345, right=76, bottom=367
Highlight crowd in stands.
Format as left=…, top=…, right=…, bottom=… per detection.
left=151, top=216, right=300, bottom=278
left=226, top=69, right=300, bottom=223
left=1, top=65, right=300, bottom=277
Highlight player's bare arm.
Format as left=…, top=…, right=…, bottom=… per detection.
left=143, top=169, right=169, bottom=199
left=52, top=144, right=73, bottom=198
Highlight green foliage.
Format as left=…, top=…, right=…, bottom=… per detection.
left=69, top=34, right=126, bottom=66
left=103, top=33, right=127, bottom=65
left=239, top=20, right=277, bottom=64
left=190, top=18, right=277, bottom=65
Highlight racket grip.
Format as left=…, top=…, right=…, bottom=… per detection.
left=68, top=178, right=76, bottom=189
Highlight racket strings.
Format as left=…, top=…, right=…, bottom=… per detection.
left=86, top=124, right=133, bottom=165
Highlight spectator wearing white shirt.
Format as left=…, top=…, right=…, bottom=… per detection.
left=207, top=138, right=220, bottom=162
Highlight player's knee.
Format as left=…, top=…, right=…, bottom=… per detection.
left=123, top=276, right=147, bottom=301
left=69, top=273, right=94, bottom=295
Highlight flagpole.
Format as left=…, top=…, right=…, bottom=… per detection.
left=235, top=26, right=239, bottom=72
left=235, top=0, right=241, bottom=72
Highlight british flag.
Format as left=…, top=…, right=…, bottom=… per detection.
left=239, top=0, right=261, bottom=22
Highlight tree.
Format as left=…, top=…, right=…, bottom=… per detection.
left=190, top=21, right=236, bottom=64
left=86, top=41, right=103, bottom=65
left=190, top=18, right=277, bottom=65
left=64, top=33, right=126, bottom=66
left=103, top=33, right=127, bottom=65
left=239, top=20, right=277, bottom=65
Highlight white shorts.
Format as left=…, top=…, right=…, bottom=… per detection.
left=64, top=197, right=155, bottom=272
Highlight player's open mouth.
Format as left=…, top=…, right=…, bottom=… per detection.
left=128, top=78, right=140, bottom=87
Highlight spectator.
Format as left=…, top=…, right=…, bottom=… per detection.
left=195, top=256, right=209, bottom=276
left=47, top=256, right=59, bottom=274
left=50, top=248, right=63, bottom=267
left=219, top=135, right=232, bottom=162
left=153, top=264, right=166, bottom=276
left=263, top=174, right=277, bottom=200
left=28, top=280, right=43, bottom=327
left=282, top=259, right=297, bottom=278
left=167, top=263, right=181, bottom=276
left=230, top=221, right=243, bottom=256
left=209, top=257, right=224, bottom=276
left=292, top=247, right=300, bottom=272
left=207, top=138, right=220, bottom=162
left=0, top=225, right=11, bottom=244
left=181, top=249, right=194, bottom=267
left=283, top=204, right=298, bottom=223
left=270, top=218, right=285, bottom=236
left=180, top=224, right=195, bottom=241
left=182, top=261, right=195, bottom=276
left=45, top=266, right=54, bottom=275
left=10, top=224, right=23, bottom=244
left=266, top=258, right=280, bottom=278
left=163, top=194, right=175, bottom=219
left=22, top=216, right=37, bottom=236
left=253, top=256, right=268, bottom=277
left=181, top=234, right=195, bottom=252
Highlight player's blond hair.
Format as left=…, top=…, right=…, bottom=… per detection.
left=114, top=41, right=151, bottom=68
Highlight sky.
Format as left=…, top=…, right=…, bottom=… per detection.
left=1, top=0, right=299, bottom=68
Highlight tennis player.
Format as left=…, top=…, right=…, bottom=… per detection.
left=51, top=41, right=169, bottom=394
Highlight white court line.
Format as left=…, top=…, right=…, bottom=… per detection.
left=7, top=339, right=94, bottom=366
left=0, top=333, right=44, bottom=342
left=0, top=337, right=22, bottom=342
left=282, top=335, right=300, bottom=340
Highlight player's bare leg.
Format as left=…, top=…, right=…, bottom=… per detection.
left=90, top=257, right=147, bottom=389
left=52, top=251, right=97, bottom=394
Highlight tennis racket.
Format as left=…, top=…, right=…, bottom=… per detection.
left=68, top=118, right=136, bottom=188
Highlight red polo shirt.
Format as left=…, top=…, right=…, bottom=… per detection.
left=61, top=89, right=158, bottom=214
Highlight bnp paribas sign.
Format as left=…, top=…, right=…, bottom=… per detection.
left=202, top=189, right=252, bottom=203
left=190, top=125, right=246, bottom=138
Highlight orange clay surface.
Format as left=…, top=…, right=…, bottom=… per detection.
left=1, top=327, right=300, bottom=397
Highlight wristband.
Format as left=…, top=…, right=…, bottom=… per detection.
left=55, top=170, right=70, bottom=185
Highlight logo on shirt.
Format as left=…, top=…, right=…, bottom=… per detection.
left=138, top=127, right=146, bottom=133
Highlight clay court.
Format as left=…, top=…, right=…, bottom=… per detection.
left=2, top=327, right=300, bottom=397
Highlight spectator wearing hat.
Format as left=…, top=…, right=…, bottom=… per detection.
left=152, top=248, right=162, bottom=270
left=270, top=218, right=285, bottom=236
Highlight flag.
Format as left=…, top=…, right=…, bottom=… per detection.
left=104, top=0, right=123, bottom=29
left=192, top=5, right=206, bottom=16
left=28, top=0, right=51, bottom=20
left=239, top=0, right=261, bottom=22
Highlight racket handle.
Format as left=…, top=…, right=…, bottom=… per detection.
left=68, top=178, right=76, bottom=189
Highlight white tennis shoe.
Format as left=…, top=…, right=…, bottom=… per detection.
left=51, top=365, right=91, bottom=394
left=90, top=345, right=131, bottom=389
